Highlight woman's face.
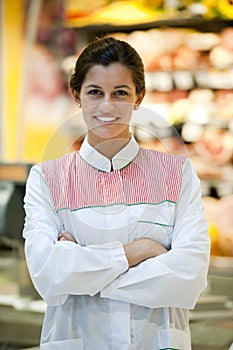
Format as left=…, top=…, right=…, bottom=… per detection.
left=77, top=63, right=143, bottom=146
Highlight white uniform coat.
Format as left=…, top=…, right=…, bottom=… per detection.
left=23, top=136, right=210, bottom=350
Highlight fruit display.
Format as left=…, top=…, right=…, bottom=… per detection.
left=203, top=195, right=233, bottom=257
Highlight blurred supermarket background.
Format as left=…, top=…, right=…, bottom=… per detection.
left=0, top=0, right=233, bottom=349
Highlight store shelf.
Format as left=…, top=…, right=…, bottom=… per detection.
left=69, top=15, right=233, bottom=35
left=0, top=164, right=32, bottom=183
left=146, top=69, right=233, bottom=91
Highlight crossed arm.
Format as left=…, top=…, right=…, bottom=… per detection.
left=59, top=230, right=168, bottom=268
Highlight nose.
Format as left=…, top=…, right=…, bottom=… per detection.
left=99, top=101, right=115, bottom=114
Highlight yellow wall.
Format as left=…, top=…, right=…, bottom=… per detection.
left=2, top=0, right=24, bottom=161
left=1, top=0, right=68, bottom=163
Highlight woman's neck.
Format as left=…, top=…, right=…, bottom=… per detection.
left=87, top=134, right=131, bottom=160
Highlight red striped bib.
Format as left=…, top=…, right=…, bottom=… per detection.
left=41, top=149, right=186, bottom=211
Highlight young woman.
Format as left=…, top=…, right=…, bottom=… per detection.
left=23, top=36, right=210, bottom=350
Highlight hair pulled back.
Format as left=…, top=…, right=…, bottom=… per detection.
left=70, top=36, right=145, bottom=95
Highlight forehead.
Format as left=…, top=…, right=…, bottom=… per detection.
left=83, top=63, right=134, bottom=86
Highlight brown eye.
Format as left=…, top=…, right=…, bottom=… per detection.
left=115, top=90, right=128, bottom=96
left=88, top=89, right=102, bottom=96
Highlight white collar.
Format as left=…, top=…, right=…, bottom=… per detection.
left=79, top=136, right=140, bottom=172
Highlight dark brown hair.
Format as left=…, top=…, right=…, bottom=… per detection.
left=70, top=36, right=145, bottom=95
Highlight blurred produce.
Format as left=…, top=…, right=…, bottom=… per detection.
left=203, top=196, right=233, bottom=256
left=64, top=0, right=165, bottom=27
left=202, top=0, right=233, bottom=19
left=114, top=27, right=233, bottom=129
left=64, top=0, right=233, bottom=22
left=194, top=126, right=233, bottom=166
left=221, top=27, right=233, bottom=51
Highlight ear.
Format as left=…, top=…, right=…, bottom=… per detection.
left=135, top=89, right=146, bottom=106
left=70, top=88, right=80, bottom=105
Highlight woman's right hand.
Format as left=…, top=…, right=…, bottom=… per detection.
left=123, top=239, right=168, bottom=268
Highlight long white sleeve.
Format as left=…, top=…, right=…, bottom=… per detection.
left=101, top=159, right=210, bottom=309
left=23, top=165, right=128, bottom=306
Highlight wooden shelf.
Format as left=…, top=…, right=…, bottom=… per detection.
left=0, top=164, right=32, bottom=183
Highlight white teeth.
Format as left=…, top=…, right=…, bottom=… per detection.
left=96, top=116, right=117, bottom=122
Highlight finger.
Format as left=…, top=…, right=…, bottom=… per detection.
left=58, top=231, right=76, bottom=242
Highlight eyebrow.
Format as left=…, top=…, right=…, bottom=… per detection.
left=85, top=84, right=101, bottom=89
left=114, top=85, right=132, bottom=89
left=84, top=84, right=132, bottom=89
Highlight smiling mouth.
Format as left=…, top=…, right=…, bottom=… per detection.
left=94, top=116, right=119, bottom=123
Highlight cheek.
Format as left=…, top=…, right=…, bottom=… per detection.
left=82, top=102, right=98, bottom=120
left=81, top=94, right=97, bottom=109
left=82, top=108, right=94, bottom=127
left=118, top=102, right=134, bottom=121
